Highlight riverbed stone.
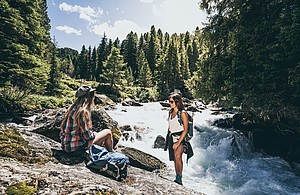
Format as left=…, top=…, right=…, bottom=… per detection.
left=154, top=135, right=165, bottom=149
left=121, top=147, right=166, bottom=172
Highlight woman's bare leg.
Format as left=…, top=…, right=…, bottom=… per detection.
left=92, top=129, right=113, bottom=152
left=174, top=143, right=184, bottom=175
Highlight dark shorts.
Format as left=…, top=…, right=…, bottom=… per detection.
left=67, top=143, right=88, bottom=157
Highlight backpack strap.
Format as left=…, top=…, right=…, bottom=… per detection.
left=177, top=110, right=183, bottom=126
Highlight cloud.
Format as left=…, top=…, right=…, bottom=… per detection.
left=140, top=0, right=154, bottom=3
left=56, top=25, right=82, bottom=35
left=90, top=20, right=147, bottom=40
left=152, top=0, right=207, bottom=34
left=59, top=2, right=103, bottom=24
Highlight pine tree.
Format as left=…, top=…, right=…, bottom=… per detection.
left=124, top=66, right=134, bottom=86
left=179, top=38, right=191, bottom=80
left=87, top=46, right=92, bottom=80
left=47, top=37, right=61, bottom=95
left=91, top=47, right=97, bottom=80
left=96, top=34, right=108, bottom=81
left=77, top=45, right=88, bottom=79
left=103, top=46, right=126, bottom=89
left=123, top=31, right=138, bottom=80
left=147, top=25, right=159, bottom=77
left=137, top=49, right=153, bottom=87
left=164, top=35, right=184, bottom=94
left=0, top=0, right=51, bottom=92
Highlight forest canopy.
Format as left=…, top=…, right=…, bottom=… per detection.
left=0, top=0, right=299, bottom=132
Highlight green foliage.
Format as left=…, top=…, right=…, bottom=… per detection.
left=147, top=25, right=159, bottom=76
left=124, top=66, right=134, bottom=86
left=197, top=0, right=300, bottom=131
left=47, top=39, right=62, bottom=95
left=96, top=34, right=109, bottom=81
left=58, top=47, right=78, bottom=77
left=97, top=83, right=120, bottom=101
left=5, top=181, right=37, bottom=195
left=0, top=0, right=51, bottom=93
left=103, top=46, right=126, bottom=89
left=34, top=95, right=66, bottom=109
left=0, top=86, right=29, bottom=112
left=0, top=85, right=73, bottom=112
left=121, top=86, right=158, bottom=102
left=137, top=49, right=153, bottom=87
left=122, top=31, right=139, bottom=80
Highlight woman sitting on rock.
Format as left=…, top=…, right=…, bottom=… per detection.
left=60, top=85, right=113, bottom=156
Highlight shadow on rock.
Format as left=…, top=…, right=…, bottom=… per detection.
left=51, top=148, right=86, bottom=165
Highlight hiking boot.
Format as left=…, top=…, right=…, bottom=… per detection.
left=174, top=174, right=183, bottom=185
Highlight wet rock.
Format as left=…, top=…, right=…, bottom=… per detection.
left=122, top=101, right=130, bottom=106
left=186, top=106, right=202, bottom=113
left=213, top=118, right=233, bottom=128
left=122, top=132, right=130, bottom=141
left=122, top=98, right=143, bottom=107
left=153, top=135, right=165, bottom=149
left=159, top=101, right=170, bottom=107
left=120, top=125, right=132, bottom=132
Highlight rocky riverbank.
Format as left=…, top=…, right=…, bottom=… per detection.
left=0, top=98, right=203, bottom=194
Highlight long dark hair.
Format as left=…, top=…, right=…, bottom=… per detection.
left=169, top=93, right=184, bottom=111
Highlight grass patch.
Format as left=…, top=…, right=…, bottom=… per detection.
left=5, top=181, right=37, bottom=195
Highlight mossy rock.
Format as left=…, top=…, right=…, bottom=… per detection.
left=0, top=125, right=51, bottom=164
left=5, top=181, right=37, bottom=195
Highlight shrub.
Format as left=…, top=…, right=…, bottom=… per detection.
left=0, top=86, right=29, bottom=112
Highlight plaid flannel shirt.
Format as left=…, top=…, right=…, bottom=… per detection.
left=60, top=108, right=95, bottom=153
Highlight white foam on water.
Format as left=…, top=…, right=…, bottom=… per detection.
left=107, top=102, right=300, bottom=195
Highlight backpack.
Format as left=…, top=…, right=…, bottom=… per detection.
left=169, top=110, right=194, bottom=142
left=86, top=144, right=130, bottom=181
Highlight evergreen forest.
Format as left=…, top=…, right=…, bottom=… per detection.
left=0, top=0, right=299, bottom=135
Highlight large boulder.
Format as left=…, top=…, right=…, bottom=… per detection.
left=94, top=94, right=116, bottom=108
left=120, top=147, right=166, bottom=172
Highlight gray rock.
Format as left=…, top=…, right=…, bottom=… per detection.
left=154, top=135, right=165, bottom=149
left=121, top=147, right=166, bottom=172
left=122, top=98, right=143, bottom=107
left=0, top=125, right=202, bottom=195
left=94, top=94, right=116, bottom=106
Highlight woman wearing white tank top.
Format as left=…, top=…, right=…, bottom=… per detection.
left=167, top=93, right=188, bottom=185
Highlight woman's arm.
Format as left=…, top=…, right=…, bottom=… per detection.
left=81, top=112, right=95, bottom=144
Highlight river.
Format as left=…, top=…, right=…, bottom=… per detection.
left=107, top=102, right=300, bottom=195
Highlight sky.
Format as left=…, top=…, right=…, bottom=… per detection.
left=47, top=0, right=208, bottom=51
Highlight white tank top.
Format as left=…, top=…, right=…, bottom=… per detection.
left=168, top=112, right=184, bottom=133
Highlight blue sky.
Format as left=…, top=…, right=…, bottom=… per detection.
left=47, top=0, right=208, bottom=51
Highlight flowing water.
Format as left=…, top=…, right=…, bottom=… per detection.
left=107, top=102, right=300, bottom=195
